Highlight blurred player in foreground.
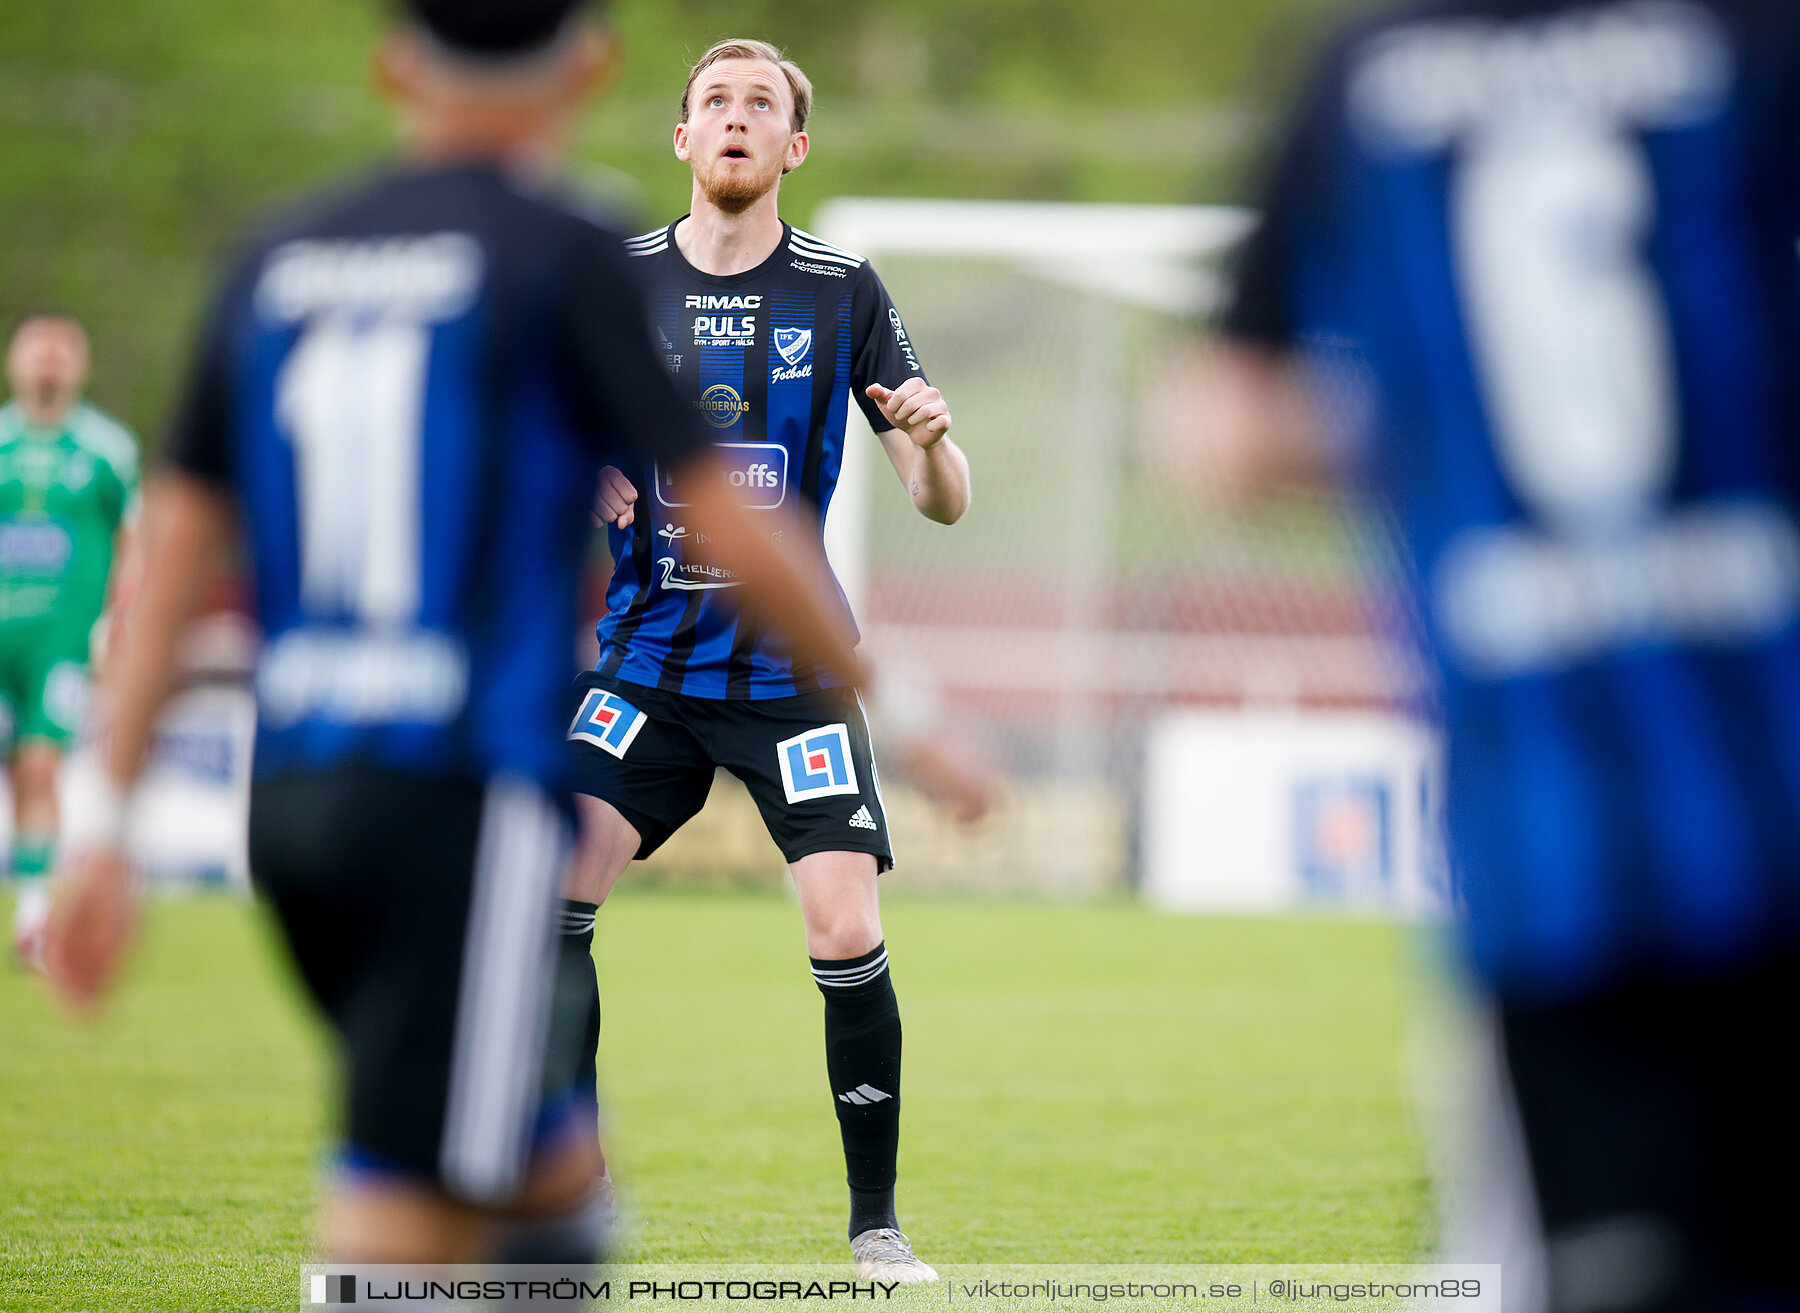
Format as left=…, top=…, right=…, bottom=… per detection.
left=42, top=0, right=867, bottom=1267
left=1, top=313, right=138, bottom=965
left=1185, top=1, right=1800, bottom=1308
left=560, top=38, right=970, bottom=1282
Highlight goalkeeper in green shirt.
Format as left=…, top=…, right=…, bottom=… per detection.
left=1, top=313, right=139, bottom=964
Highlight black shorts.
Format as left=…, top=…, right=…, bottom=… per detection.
left=248, top=765, right=577, bottom=1205
left=566, top=673, right=893, bottom=872
left=1500, top=956, right=1800, bottom=1310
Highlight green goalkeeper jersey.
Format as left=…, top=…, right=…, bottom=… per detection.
left=0, top=400, right=140, bottom=639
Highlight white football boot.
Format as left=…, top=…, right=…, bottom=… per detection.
left=850, top=1228, right=939, bottom=1284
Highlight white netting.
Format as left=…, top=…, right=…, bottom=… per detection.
left=813, top=199, right=1415, bottom=892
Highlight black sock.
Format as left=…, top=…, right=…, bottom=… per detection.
left=544, top=899, right=600, bottom=1102
left=811, top=942, right=903, bottom=1238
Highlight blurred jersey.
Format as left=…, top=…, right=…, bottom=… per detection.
left=1224, top=0, right=1800, bottom=1000
left=594, top=222, right=924, bottom=699
left=0, top=401, right=138, bottom=634
left=166, top=163, right=707, bottom=790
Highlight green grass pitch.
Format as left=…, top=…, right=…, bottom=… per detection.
left=0, top=890, right=1430, bottom=1310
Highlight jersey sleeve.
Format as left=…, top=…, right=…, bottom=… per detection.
left=558, top=220, right=711, bottom=471
left=1218, top=39, right=1351, bottom=350
left=850, top=263, right=928, bottom=433
left=162, top=270, right=243, bottom=488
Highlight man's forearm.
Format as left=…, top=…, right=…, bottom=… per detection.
left=909, top=436, right=970, bottom=524
left=684, top=457, right=868, bottom=690
left=100, top=473, right=235, bottom=785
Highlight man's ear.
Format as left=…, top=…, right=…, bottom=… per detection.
left=783, top=130, right=809, bottom=175
left=674, top=121, right=692, bottom=162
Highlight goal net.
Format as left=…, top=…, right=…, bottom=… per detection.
left=812, top=199, right=1429, bottom=902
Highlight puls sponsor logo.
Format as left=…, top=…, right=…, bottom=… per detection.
left=692, top=314, right=756, bottom=344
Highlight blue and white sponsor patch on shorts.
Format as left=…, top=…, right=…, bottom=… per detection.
left=776, top=723, right=859, bottom=804
left=568, top=689, right=648, bottom=758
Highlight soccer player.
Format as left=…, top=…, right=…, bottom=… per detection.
left=1196, top=1, right=1800, bottom=1308
left=42, top=0, right=867, bottom=1266
left=559, top=38, right=969, bottom=1283
left=1, top=313, right=138, bottom=964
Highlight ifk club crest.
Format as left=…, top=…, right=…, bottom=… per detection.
left=773, top=327, right=812, bottom=367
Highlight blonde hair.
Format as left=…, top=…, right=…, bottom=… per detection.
left=681, top=38, right=812, bottom=133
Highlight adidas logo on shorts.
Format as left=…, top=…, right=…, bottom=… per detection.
left=848, top=805, right=878, bottom=831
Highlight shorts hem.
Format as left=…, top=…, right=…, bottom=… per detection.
left=778, top=839, right=895, bottom=875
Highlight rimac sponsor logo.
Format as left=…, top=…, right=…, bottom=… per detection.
left=685, top=293, right=763, bottom=310
left=695, top=383, right=749, bottom=429
left=777, top=723, right=860, bottom=803
left=791, top=259, right=849, bottom=278
left=888, top=307, right=920, bottom=372
left=568, top=689, right=648, bottom=758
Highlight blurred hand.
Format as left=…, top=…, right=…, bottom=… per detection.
left=866, top=379, right=951, bottom=450
left=897, top=738, right=997, bottom=824
left=593, top=466, right=638, bottom=528
left=1141, top=338, right=1326, bottom=501
left=42, top=847, right=139, bottom=1013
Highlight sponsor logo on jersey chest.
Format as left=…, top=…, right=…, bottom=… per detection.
left=0, top=521, right=73, bottom=571
left=655, top=443, right=787, bottom=511
left=696, top=384, right=749, bottom=429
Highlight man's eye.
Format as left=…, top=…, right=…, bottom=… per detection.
left=754, top=99, right=770, bottom=110
left=709, top=97, right=725, bottom=109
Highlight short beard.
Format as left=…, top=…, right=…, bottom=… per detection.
left=698, top=163, right=779, bottom=215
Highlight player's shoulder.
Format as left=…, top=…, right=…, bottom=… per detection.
left=622, top=223, right=677, bottom=259
left=783, top=225, right=871, bottom=282
left=67, top=403, right=141, bottom=481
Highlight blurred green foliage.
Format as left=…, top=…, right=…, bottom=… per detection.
left=0, top=0, right=1349, bottom=436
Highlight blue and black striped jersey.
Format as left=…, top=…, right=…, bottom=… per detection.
left=164, top=162, right=710, bottom=791
left=593, top=220, right=925, bottom=700
left=1225, top=0, right=1800, bottom=999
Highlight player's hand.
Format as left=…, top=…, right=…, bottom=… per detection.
left=594, top=466, right=638, bottom=529
left=41, top=847, right=139, bottom=1014
left=899, top=738, right=997, bottom=824
left=866, top=379, right=951, bottom=450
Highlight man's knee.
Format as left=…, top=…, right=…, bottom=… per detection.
left=794, top=852, right=883, bottom=959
